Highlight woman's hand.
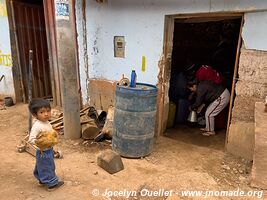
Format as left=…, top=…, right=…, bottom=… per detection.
left=196, top=103, right=205, bottom=113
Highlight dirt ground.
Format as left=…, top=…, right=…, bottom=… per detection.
left=0, top=103, right=266, bottom=200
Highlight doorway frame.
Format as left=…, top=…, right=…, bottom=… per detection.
left=158, top=13, right=244, bottom=148
left=6, top=0, right=62, bottom=106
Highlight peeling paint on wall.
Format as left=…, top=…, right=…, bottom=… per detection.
left=0, top=0, right=15, bottom=98
left=92, top=27, right=100, bottom=56
left=82, top=0, right=90, bottom=103
left=0, top=50, right=12, bottom=67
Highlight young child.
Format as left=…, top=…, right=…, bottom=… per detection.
left=28, top=98, right=64, bottom=190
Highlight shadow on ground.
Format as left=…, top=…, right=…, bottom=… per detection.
left=164, top=124, right=226, bottom=151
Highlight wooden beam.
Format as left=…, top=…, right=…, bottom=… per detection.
left=43, top=0, right=62, bottom=107
left=54, top=0, right=81, bottom=139
left=6, top=0, right=26, bottom=102
left=225, top=15, right=244, bottom=147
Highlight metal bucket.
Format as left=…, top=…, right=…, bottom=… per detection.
left=187, top=110, right=197, bottom=123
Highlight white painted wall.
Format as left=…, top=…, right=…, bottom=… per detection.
left=243, top=11, right=267, bottom=51
left=76, top=0, right=267, bottom=104
left=0, top=0, right=15, bottom=99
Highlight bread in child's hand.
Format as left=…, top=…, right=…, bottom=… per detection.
left=35, top=130, right=58, bottom=151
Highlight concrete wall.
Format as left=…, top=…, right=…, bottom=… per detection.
left=227, top=47, right=267, bottom=160
left=227, top=122, right=255, bottom=160
left=75, top=0, right=267, bottom=158
left=0, top=0, right=15, bottom=100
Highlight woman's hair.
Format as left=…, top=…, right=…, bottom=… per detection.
left=28, top=98, right=51, bottom=115
left=187, top=78, right=198, bottom=88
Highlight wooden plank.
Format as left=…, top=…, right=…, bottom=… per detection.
left=80, top=105, right=90, bottom=113
left=19, top=135, right=37, bottom=157
left=88, top=80, right=116, bottom=111
left=225, top=15, right=244, bottom=146
left=6, top=1, right=26, bottom=102
left=43, top=0, right=56, bottom=105
left=53, top=2, right=81, bottom=141
left=50, top=109, right=87, bottom=125
left=156, top=15, right=174, bottom=137
left=31, top=7, right=42, bottom=97
left=173, top=13, right=243, bottom=20
left=43, top=0, right=61, bottom=106
left=251, top=102, right=267, bottom=189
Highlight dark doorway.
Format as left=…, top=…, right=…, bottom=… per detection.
left=167, top=16, right=242, bottom=145
left=9, top=0, right=52, bottom=101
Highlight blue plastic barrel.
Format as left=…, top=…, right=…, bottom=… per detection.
left=112, top=83, right=158, bottom=158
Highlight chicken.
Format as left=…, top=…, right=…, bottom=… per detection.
left=35, top=130, right=58, bottom=153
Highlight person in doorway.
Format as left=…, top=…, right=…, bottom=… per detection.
left=185, top=63, right=222, bottom=85
left=188, top=80, right=230, bottom=136
left=28, top=98, right=64, bottom=190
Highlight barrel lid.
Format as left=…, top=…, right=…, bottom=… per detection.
left=116, top=83, right=158, bottom=95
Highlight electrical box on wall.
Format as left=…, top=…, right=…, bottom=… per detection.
left=114, top=36, right=125, bottom=58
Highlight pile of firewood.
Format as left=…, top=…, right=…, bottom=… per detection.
left=50, top=106, right=103, bottom=140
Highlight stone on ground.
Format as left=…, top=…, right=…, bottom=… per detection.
left=97, top=149, right=124, bottom=174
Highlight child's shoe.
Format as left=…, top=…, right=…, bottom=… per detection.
left=54, top=150, right=63, bottom=159
left=38, top=181, right=45, bottom=186
left=200, top=128, right=208, bottom=132
left=47, top=181, right=64, bottom=191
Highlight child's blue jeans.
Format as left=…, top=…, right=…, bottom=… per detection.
left=34, top=148, right=59, bottom=187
